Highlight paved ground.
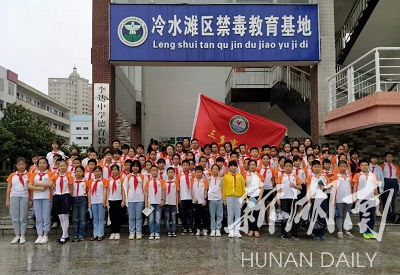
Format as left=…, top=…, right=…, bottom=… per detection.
left=2, top=183, right=400, bottom=274
left=1, top=230, right=400, bottom=274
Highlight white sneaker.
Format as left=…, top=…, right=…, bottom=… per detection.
left=136, top=233, right=142, bottom=239
left=109, top=234, right=115, bottom=240
left=228, top=230, right=234, bottom=238
left=210, top=230, right=216, bottom=237
left=34, top=236, right=43, bottom=244
left=11, top=236, right=20, bottom=244
left=51, top=222, right=58, bottom=229
left=154, top=233, right=160, bottom=240
left=215, top=230, right=221, bottom=237
left=196, top=229, right=201, bottom=236
left=39, top=236, right=49, bottom=244
left=19, top=236, right=26, bottom=244
left=129, top=234, right=135, bottom=240
left=149, top=233, right=154, bottom=240
left=235, top=231, right=242, bottom=238
left=202, top=229, right=208, bottom=236
left=114, top=233, right=120, bottom=240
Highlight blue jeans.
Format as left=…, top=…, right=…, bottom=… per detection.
left=149, top=204, right=161, bottom=234
left=91, top=203, right=105, bottom=237
left=33, top=199, right=52, bottom=236
left=226, top=196, right=242, bottom=231
left=72, top=196, right=87, bottom=238
left=164, top=205, right=177, bottom=233
left=127, top=201, right=144, bottom=234
left=209, top=199, right=223, bottom=230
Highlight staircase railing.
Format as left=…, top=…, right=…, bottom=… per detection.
left=328, top=47, right=400, bottom=111
left=225, top=66, right=310, bottom=100
left=335, top=0, right=371, bottom=60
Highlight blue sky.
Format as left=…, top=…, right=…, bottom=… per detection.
left=0, top=0, right=92, bottom=93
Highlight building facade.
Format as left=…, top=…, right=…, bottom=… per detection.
left=93, top=0, right=400, bottom=157
left=0, top=65, right=17, bottom=118
left=48, top=66, right=92, bottom=115
left=70, top=115, right=92, bottom=151
left=17, top=81, right=71, bottom=143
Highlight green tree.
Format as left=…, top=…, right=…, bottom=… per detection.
left=0, top=124, right=15, bottom=161
left=0, top=104, right=65, bottom=164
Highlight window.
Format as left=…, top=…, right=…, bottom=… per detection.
left=76, top=137, right=82, bottom=140
left=83, top=137, right=89, bottom=140
left=76, top=127, right=82, bottom=130
left=0, top=78, right=4, bottom=92
left=8, top=81, right=15, bottom=95
left=83, top=127, right=89, bottom=130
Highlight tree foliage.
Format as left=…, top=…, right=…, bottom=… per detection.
left=0, top=124, right=15, bottom=161
left=0, top=104, right=66, bottom=164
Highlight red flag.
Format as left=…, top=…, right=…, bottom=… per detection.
left=192, top=94, right=286, bottom=149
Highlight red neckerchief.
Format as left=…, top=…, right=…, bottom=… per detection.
left=38, top=171, right=48, bottom=181
left=130, top=173, right=138, bottom=191
left=16, top=171, right=26, bottom=186
left=184, top=171, right=190, bottom=189
left=111, top=176, right=119, bottom=194
left=153, top=179, right=158, bottom=195
left=75, top=179, right=84, bottom=197
left=167, top=180, right=174, bottom=194
left=91, top=179, right=101, bottom=195
left=262, top=165, right=269, bottom=179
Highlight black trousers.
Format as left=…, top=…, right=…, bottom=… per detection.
left=109, top=200, right=123, bottom=233
left=181, top=200, right=193, bottom=230
left=194, top=204, right=208, bottom=230
left=247, top=196, right=260, bottom=232
left=281, top=199, right=298, bottom=235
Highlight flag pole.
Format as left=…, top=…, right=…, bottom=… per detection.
left=191, top=93, right=202, bottom=139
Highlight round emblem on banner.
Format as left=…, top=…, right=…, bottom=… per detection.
left=229, top=115, right=249, bottom=134
left=118, top=17, right=148, bottom=47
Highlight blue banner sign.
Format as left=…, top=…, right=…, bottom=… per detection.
left=110, top=4, right=320, bottom=63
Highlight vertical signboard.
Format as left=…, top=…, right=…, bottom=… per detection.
left=93, top=83, right=110, bottom=155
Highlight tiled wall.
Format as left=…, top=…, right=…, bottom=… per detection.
left=325, top=125, right=400, bottom=162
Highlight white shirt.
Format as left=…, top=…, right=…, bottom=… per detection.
left=53, top=173, right=72, bottom=195
left=277, top=173, right=301, bottom=200
left=165, top=180, right=178, bottom=205
left=30, top=171, right=52, bottom=200
left=72, top=179, right=88, bottom=197
left=177, top=172, right=193, bottom=200
left=7, top=172, right=29, bottom=197
left=259, top=165, right=274, bottom=190
left=245, top=172, right=263, bottom=198
left=354, top=172, right=377, bottom=200
left=124, top=174, right=144, bottom=203
left=46, top=150, right=66, bottom=167
left=192, top=178, right=208, bottom=204
left=90, top=178, right=107, bottom=204
left=334, top=174, right=353, bottom=204
left=382, top=162, right=399, bottom=179
left=307, top=174, right=329, bottom=199
left=108, top=177, right=123, bottom=201
left=292, top=167, right=306, bottom=183
left=145, top=178, right=165, bottom=205
left=208, top=176, right=222, bottom=201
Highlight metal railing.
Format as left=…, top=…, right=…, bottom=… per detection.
left=335, top=0, right=370, bottom=59
left=225, top=66, right=311, bottom=100
left=328, top=47, right=400, bottom=110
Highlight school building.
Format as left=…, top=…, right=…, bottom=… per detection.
left=70, top=115, right=93, bottom=151
left=0, top=65, right=71, bottom=142
left=92, top=0, right=400, bottom=156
